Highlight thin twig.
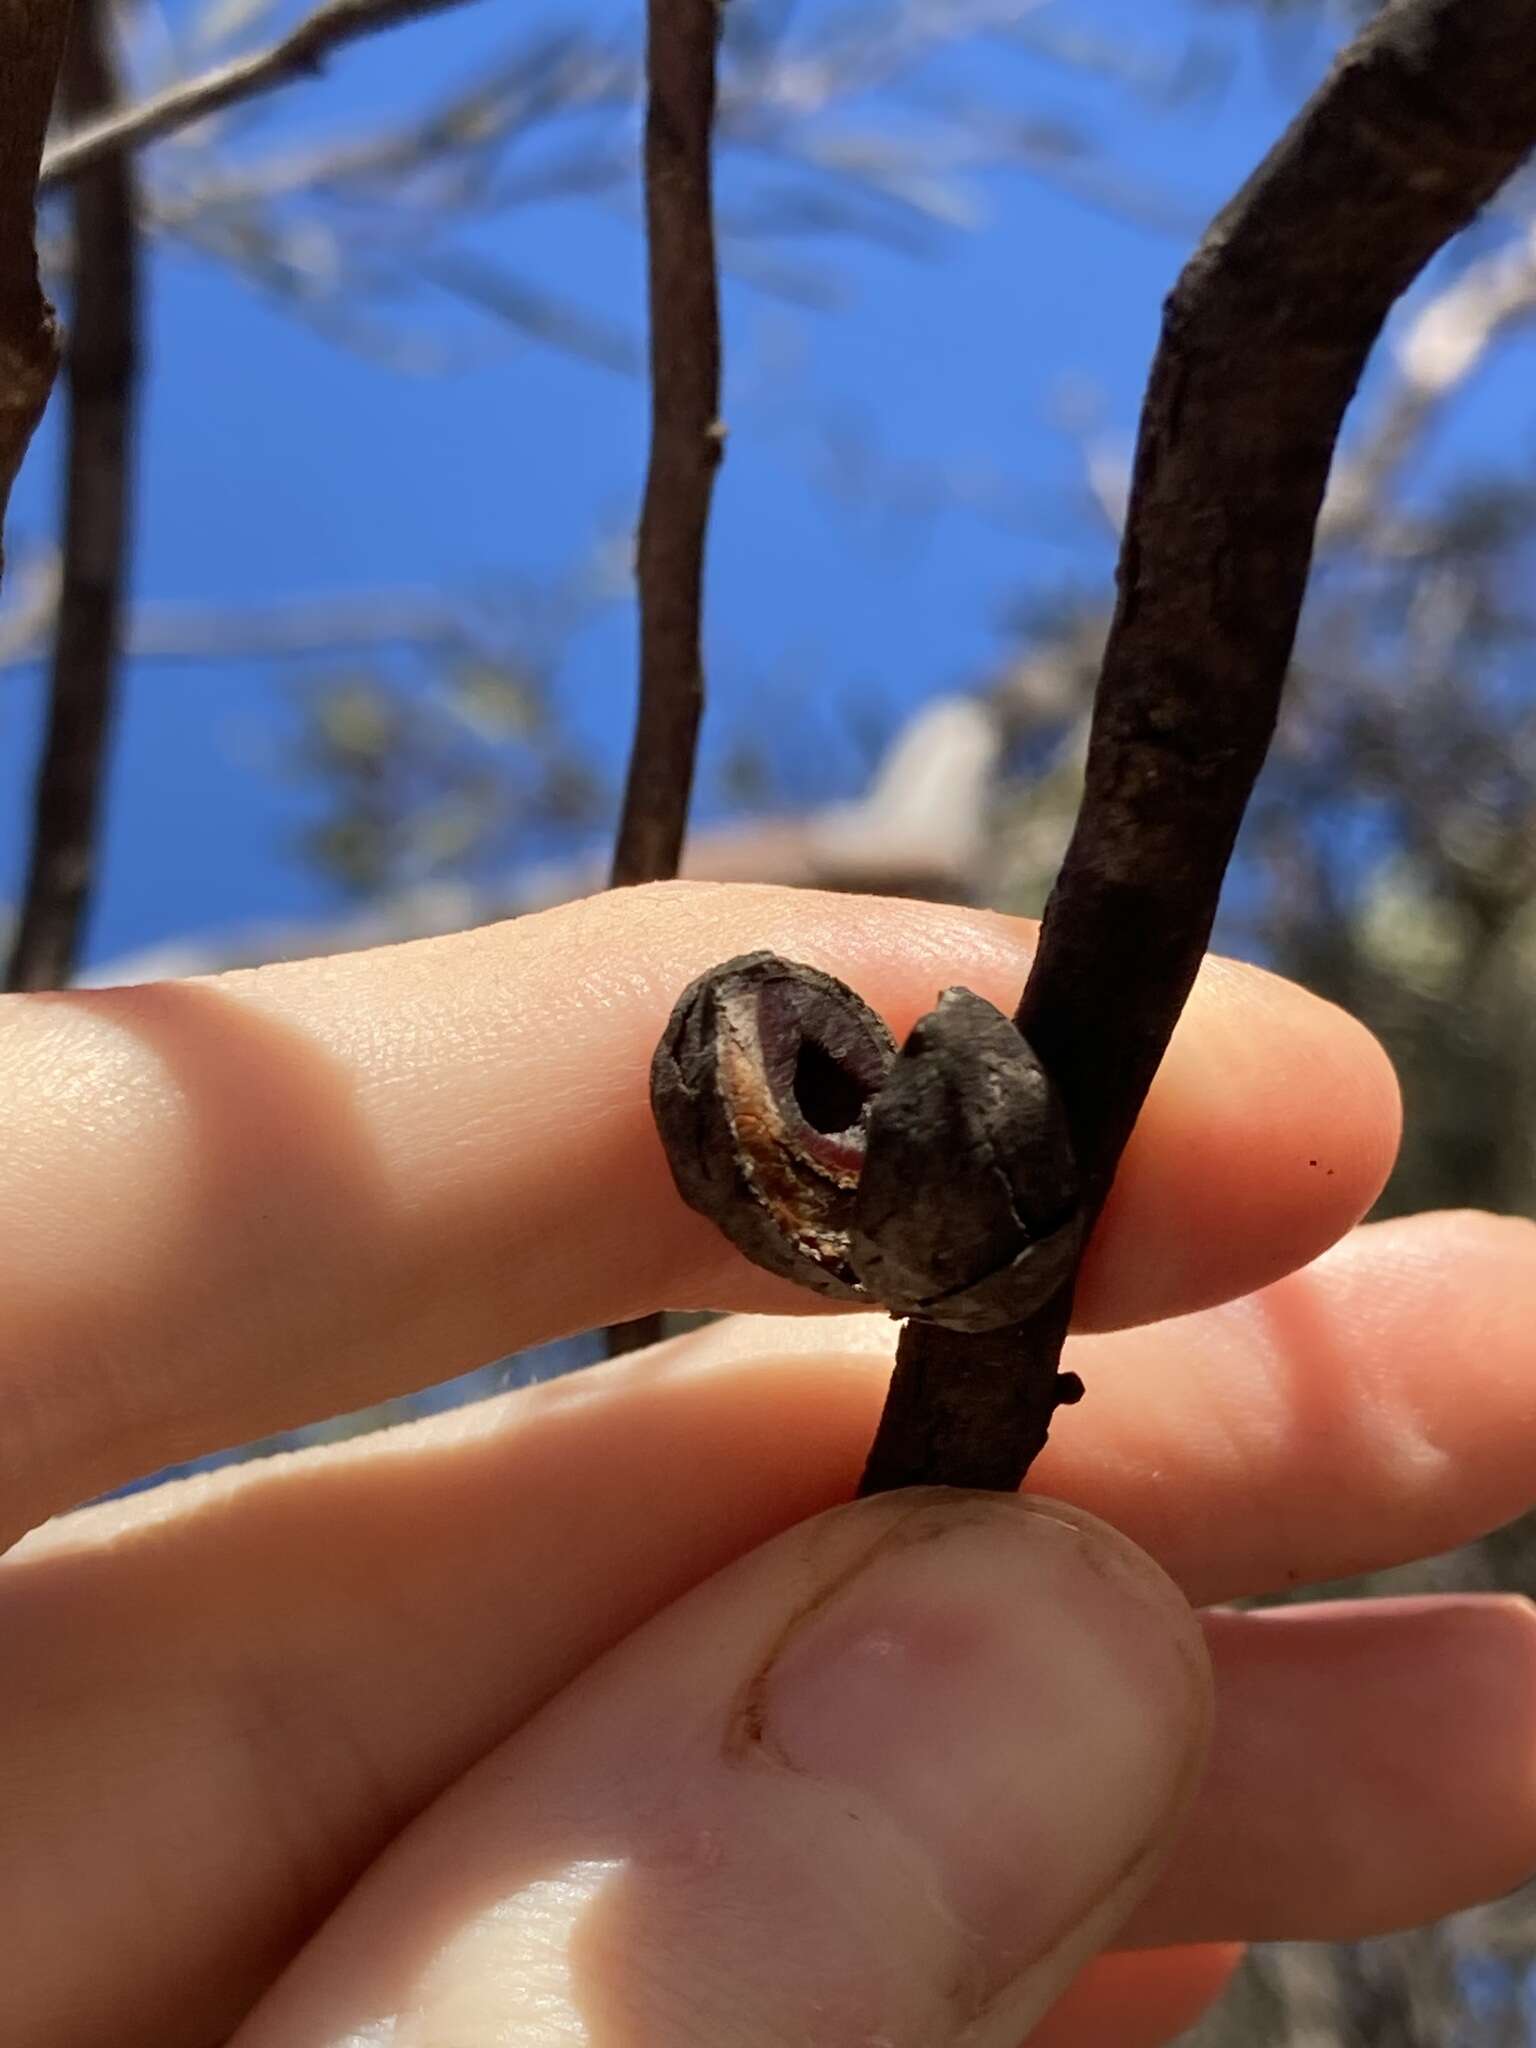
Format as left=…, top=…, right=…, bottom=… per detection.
left=609, top=0, right=722, bottom=890
left=38, top=0, right=481, bottom=193
left=0, top=4, right=72, bottom=582
left=607, top=0, right=724, bottom=1357
left=7, top=0, right=140, bottom=991
left=860, top=0, right=1536, bottom=1494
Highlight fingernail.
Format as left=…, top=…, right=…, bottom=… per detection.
left=755, top=1495, right=1208, bottom=2007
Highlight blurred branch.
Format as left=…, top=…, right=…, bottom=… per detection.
left=8, top=0, right=140, bottom=990
left=38, top=2, right=1175, bottom=381
left=610, top=0, right=723, bottom=887
left=0, top=537, right=625, bottom=671
left=0, top=3, right=71, bottom=582
left=418, top=248, right=639, bottom=375
left=1326, top=210, right=1536, bottom=539
left=0, top=578, right=481, bottom=667
left=0, top=547, right=58, bottom=661
left=38, top=0, right=483, bottom=193
left=142, top=31, right=630, bottom=215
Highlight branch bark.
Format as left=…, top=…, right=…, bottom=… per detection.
left=7, top=0, right=139, bottom=991
left=608, top=0, right=724, bottom=1359
left=0, top=2, right=72, bottom=584
left=859, top=0, right=1536, bottom=1490
left=609, top=0, right=723, bottom=891
left=38, top=0, right=477, bottom=193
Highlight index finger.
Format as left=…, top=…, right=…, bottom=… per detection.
left=0, top=880, right=1397, bottom=1531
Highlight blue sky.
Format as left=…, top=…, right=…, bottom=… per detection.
left=5, top=0, right=1531, bottom=969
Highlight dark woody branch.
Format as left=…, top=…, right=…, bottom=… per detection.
left=608, top=0, right=724, bottom=1361
left=1014, top=0, right=1536, bottom=1206
left=0, top=3, right=72, bottom=583
left=652, top=0, right=1536, bottom=1494
left=7, top=0, right=140, bottom=991
left=610, top=0, right=723, bottom=891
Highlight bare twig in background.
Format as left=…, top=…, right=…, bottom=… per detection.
left=607, top=0, right=725, bottom=1358
left=38, top=0, right=483, bottom=193
left=36, top=1, right=1167, bottom=394
left=0, top=3, right=72, bottom=583
left=0, top=567, right=595, bottom=669
left=859, top=0, right=1536, bottom=1493
left=610, top=0, right=723, bottom=890
left=1325, top=212, right=1536, bottom=541
left=7, top=0, right=140, bottom=991
left=42, top=0, right=1169, bottom=226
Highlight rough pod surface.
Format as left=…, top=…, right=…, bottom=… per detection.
left=650, top=951, right=1083, bottom=1328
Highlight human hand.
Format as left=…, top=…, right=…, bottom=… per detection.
left=5, top=882, right=1535, bottom=2047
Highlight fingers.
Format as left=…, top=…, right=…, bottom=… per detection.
left=0, top=881, right=1396, bottom=1527
left=669, top=1209, right=1536, bottom=1605
left=0, top=1343, right=900, bottom=2048
left=228, top=1495, right=1208, bottom=2048
left=1024, top=1944, right=1244, bottom=2048
left=1123, top=1596, right=1536, bottom=1946
left=1033, top=1207, right=1536, bottom=1604
left=9, top=1211, right=1535, bottom=2043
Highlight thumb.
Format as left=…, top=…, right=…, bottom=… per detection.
left=234, top=1492, right=1210, bottom=2048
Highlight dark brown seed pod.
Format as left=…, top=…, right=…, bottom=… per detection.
left=848, top=986, right=1084, bottom=1332
left=650, top=951, right=897, bottom=1299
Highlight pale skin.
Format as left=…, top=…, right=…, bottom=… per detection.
left=5, top=880, right=1536, bottom=2046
